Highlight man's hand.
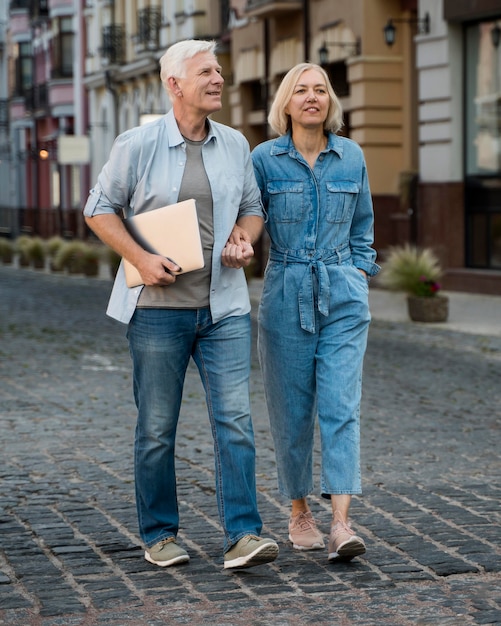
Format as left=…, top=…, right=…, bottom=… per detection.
left=222, top=240, right=254, bottom=268
left=222, top=223, right=255, bottom=268
left=84, top=213, right=182, bottom=287
left=136, top=254, right=182, bottom=286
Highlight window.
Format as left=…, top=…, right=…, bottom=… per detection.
left=464, top=20, right=501, bottom=269
left=326, top=61, right=350, bottom=98
left=465, top=22, right=501, bottom=176
left=52, top=17, right=74, bottom=78
left=15, top=42, right=33, bottom=96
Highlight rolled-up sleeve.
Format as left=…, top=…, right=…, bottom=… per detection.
left=83, top=132, right=138, bottom=218
left=238, top=147, right=264, bottom=220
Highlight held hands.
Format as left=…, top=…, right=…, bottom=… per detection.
left=222, top=225, right=254, bottom=268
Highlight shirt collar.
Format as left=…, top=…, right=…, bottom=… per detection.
left=269, top=131, right=345, bottom=159
left=165, top=109, right=216, bottom=147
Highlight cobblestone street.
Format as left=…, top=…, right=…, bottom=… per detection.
left=0, top=265, right=500, bottom=625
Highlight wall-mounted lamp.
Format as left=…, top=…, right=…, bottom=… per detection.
left=383, top=12, right=430, bottom=47
left=318, top=38, right=361, bottom=65
left=491, top=23, right=501, bottom=48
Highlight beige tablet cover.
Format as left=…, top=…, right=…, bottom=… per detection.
left=123, top=198, right=204, bottom=288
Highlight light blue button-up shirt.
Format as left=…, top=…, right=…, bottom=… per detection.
left=83, top=110, right=263, bottom=324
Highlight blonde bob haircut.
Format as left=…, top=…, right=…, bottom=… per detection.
left=268, top=62, right=343, bottom=136
left=160, top=39, right=217, bottom=102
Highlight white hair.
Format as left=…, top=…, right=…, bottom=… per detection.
left=159, top=40, right=217, bottom=102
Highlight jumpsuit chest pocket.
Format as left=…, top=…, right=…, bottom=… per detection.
left=325, top=181, right=359, bottom=223
left=267, top=181, right=305, bottom=223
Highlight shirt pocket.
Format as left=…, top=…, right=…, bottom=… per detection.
left=267, top=181, right=305, bottom=223
left=325, top=181, right=359, bottom=223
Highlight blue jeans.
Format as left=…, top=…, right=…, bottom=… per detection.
left=258, top=263, right=370, bottom=500
left=127, top=308, right=262, bottom=552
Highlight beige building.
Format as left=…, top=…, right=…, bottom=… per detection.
left=229, top=0, right=425, bottom=265
left=228, top=0, right=501, bottom=294
left=83, top=0, right=232, bottom=184
left=2, top=0, right=500, bottom=293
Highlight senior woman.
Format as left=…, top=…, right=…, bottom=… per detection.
left=251, top=63, right=379, bottom=562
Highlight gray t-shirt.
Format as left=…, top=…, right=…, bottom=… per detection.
left=137, top=136, right=213, bottom=308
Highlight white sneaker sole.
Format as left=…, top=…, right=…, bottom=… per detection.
left=144, top=550, right=189, bottom=567
left=328, top=536, right=366, bottom=562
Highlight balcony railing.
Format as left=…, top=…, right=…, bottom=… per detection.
left=25, top=84, right=48, bottom=112
left=9, top=0, right=31, bottom=9
left=52, top=61, right=73, bottom=79
left=0, top=100, right=8, bottom=127
left=31, top=0, right=49, bottom=19
left=101, top=24, right=126, bottom=65
left=136, top=7, right=161, bottom=50
left=9, top=0, right=48, bottom=16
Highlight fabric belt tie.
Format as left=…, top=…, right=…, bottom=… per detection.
left=268, top=246, right=350, bottom=334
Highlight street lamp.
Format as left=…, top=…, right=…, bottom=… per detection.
left=318, top=38, right=361, bottom=65
left=383, top=12, right=430, bottom=47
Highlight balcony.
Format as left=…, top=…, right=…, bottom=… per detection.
left=100, top=24, right=126, bottom=65
left=245, top=0, right=302, bottom=19
left=0, top=100, right=8, bottom=128
left=135, top=7, right=161, bottom=52
left=30, top=0, right=49, bottom=19
left=9, top=0, right=30, bottom=8
left=25, top=83, right=49, bottom=113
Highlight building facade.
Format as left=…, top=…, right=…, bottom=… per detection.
left=418, top=0, right=501, bottom=292
left=6, top=0, right=78, bottom=238
left=83, top=0, right=231, bottom=186
left=228, top=0, right=501, bottom=293
left=1, top=0, right=500, bottom=293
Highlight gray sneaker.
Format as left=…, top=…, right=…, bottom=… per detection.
left=224, top=535, right=279, bottom=570
left=145, top=537, right=189, bottom=567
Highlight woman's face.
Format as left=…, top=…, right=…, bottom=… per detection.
left=285, top=69, right=330, bottom=130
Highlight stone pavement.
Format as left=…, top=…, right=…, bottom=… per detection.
left=0, top=264, right=500, bottom=626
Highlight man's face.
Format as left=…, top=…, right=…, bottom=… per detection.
left=176, top=51, right=224, bottom=116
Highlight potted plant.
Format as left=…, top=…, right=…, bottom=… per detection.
left=379, top=244, right=449, bottom=323
left=27, top=236, right=47, bottom=269
left=81, top=243, right=101, bottom=277
left=0, top=238, right=14, bottom=264
left=15, top=235, right=32, bottom=267
left=46, top=236, right=65, bottom=271
left=54, top=241, right=87, bottom=274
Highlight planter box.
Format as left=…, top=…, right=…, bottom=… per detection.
left=407, top=295, right=449, bottom=323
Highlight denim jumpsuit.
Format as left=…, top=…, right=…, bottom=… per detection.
left=251, top=132, right=380, bottom=500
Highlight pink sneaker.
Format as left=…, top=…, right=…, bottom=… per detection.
left=328, top=511, right=366, bottom=562
left=288, top=511, right=325, bottom=550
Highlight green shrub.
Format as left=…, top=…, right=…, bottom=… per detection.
left=379, top=244, right=443, bottom=297
left=82, top=244, right=102, bottom=276
left=54, top=241, right=88, bottom=274
left=27, top=237, right=47, bottom=269
left=0, top=238, right=14, bottom=264
left=15, top=235, right=32, bottom=267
